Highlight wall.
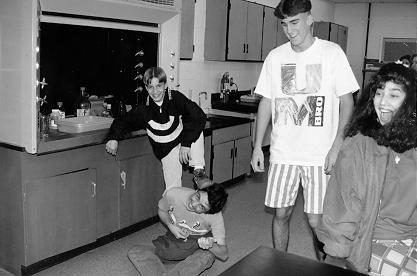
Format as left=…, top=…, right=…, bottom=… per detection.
left=333, top=3, right=368, bottom=87
left=334, top=2, right=417, bottom=88
left=178, top=0, right=334, bottom=106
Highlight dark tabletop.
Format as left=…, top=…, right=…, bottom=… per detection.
left=219, top=246, right=366, bottom=276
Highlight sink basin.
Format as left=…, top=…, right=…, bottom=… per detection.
left=57, top=116, right=114, bottom=133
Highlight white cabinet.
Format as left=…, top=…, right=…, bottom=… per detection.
left=227, top=0, right=263, bottom=61
left=211, top=123, right=252, bottom=183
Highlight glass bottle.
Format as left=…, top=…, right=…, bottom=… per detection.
left=57, top=101, right=66, bottom=119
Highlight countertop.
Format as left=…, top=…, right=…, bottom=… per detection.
left=36, top=114, right=254, bottom=154
left=211, top=92, right=259, bottom=114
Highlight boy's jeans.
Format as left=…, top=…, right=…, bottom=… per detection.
left=161, top=133, right=205, bottom=190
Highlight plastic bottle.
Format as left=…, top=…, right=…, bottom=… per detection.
left=77, top=87, right=91, bottom=116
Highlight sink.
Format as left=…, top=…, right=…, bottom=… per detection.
left=57, top=116, right=114, bottom=133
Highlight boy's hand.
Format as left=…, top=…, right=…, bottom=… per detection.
left=198, top=237, right=216, bottom=249
left=179, top=146, right=191, bottom=164
left=250, top=147, right=264, bottom=172
left=106, top=140, right=119, bottom=155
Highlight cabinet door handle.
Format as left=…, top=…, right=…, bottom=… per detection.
left=121, top=170, right=126, bottom=190
left=230, top=148, right=234, bottom=159
left=246, top=43, right=249, bottom=53
left=242, top=43, right=245, bottom=53
left=235, top=147, right=237, bottom=157
left=92, top=181, right=96, bottom=198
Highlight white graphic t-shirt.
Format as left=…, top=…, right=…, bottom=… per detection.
left=255, top=38, right=359, bottom=166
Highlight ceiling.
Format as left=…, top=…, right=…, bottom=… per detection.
left=331, top=0, right=416, bottom=3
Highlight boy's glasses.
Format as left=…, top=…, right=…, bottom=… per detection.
left=145, top=83, right=165, bottom=92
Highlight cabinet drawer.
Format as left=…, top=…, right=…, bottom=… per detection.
left=212, top=123, right=251, bottom=145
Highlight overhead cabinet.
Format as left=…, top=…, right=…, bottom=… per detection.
left=227, top=0, right=263, bottom=61
left=313, top=21, right=348, bottom=52
left=262, top=6, right=278, bottom=61
left=180, top=0, right=195, bottom=59
left=200, top=0, right=288, bottom=62
left=204, top=0, right=229, bottom=61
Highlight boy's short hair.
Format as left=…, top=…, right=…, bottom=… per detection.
left=274, top=0, right=312, bottom=19
left=143, top=66, right=167, bottom=86
left=200, top=183, right=228, bottom=215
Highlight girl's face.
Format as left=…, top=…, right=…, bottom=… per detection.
left=146, top=77, right=166, bottom=104
left=373, top=81, right=406, bottom=125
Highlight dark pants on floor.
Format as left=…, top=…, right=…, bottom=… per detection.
left=152, top=231, right=211, bottom=261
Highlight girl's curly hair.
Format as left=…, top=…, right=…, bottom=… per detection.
left=344, top=63, right=416, bottom=153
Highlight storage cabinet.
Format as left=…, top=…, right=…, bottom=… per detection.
left=262, top=6, right=278, bottom=60
left=180, top=0, right=195, bottom=59
left=24, top=169, right=97, bottom=264
left=227, top=0, right=263, bottom=61
left=0, top=136, right=165, bottom=275
left=261, top=6, right=288, bottom=60
left=211, top=123, right=252, bottom=183
left=313, top=21, right=348, bottom=52
left=119, top=155, right=164, bottom=228
left=115, top=137, right=164, bottom=228
left=204, top=0, right=228, bottom=61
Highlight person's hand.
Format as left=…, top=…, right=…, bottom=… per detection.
left=324, top=143, right=341, bottom=175
left=106, top=140, right=119, bottom=156
left=250, top=147, right=265, bottom=172
left=167, top=224, right=188, bottom=240
left=179, top=146, right=191, bottom=164
left=198, top=237, right=216, bottom=249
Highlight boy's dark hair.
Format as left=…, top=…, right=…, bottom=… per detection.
left=344, top=62, right=417, bottom=153
left=274, top=0, right=312, bottom=19
left=200, top=183, right=228, bottom=215
left=143, top=66, right=167, bottom=86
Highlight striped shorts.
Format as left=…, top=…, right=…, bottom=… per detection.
left=265, top=163, right=329, bottom=214
left=369, top=238, right=417, bottom=276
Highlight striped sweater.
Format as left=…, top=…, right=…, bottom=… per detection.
left=106, top=89, right=206, bottom=160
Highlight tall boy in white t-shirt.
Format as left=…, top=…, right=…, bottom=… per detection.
left=250, top=0, right=359, bottom=260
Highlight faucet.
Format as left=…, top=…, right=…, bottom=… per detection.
left=198, top=91, right=208, bottom=107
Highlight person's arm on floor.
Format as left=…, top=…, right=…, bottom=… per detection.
left=324, top=93, right=354, bottom=175
left=198, top=237, right=228, bottom=261
left=251, top=96, right=271, bottom=172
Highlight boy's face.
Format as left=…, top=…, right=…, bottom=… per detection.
left=280, top=12, right=314, bottom=52
left=186, top=191, right=210, bottom=214
left=146, top=77, right=166, bottom=104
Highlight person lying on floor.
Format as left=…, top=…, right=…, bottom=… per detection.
left=128, top=183, right=229, bottom=276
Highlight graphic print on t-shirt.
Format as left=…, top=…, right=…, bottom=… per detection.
left=275, top=63, right=325, bottom=127
left=168, top=206, right=209, bottom=236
